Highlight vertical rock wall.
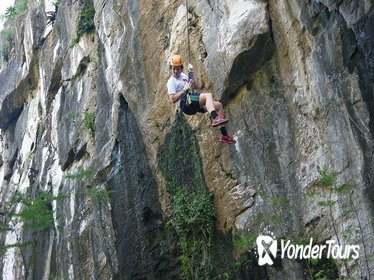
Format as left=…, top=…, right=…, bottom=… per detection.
left=0, top=0, right=372, bottom=279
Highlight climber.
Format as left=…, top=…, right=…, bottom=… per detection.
left=167, top=54, right=236, bottom=144
left=46, top=11, right=56, bottom=26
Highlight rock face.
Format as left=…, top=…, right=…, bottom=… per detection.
left=0, top=0, right=373, bottom=279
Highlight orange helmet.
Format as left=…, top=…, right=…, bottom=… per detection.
left=170, top=55, right=183, bottom=67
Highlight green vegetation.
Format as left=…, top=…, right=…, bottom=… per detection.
left=233, top=233, right=257, bottom=251
left=71, top=0, right=95, bottom=46
left=86, top=186, right=115, bottom=200
left=0, top=0, right=28, bottom=61
left=230, top=167, right=364, bottom=280
left=52, top=0, right=62, bottom=8
left=0, top=189, right=65, bottom=253
left=158, top=116, right=206, bottom=193
left=317, top=166, right=336, bottom=187
left=9, top=191, right=64, bottom=232
left=306, top=166, right=373, bottom=279
left=65, top=168, right=108, bottom=208
left=315, top=166, right=350, bottom=278
left=158, top=117, right=219, bottom=277
left=66, top=111, right=79, bottom=127
left=1, top=0, right=28, bottom=22
left=0, top=28, right=12, bottom=61
left=268, top=194, right=288, bottom=208
left=83, top=111, right=95, bottom=136
left=0, top=188, right=66, bottom=280
left=187, top=5, right=195, bottom=14
left=307, top=254, right=339, bottom=280
left=0, top=241, right=34, bottom=253
left=248, top=186, right=288, bottom=229
left=65, top=168, right=93, bottom=180
left=66, top=110, right=96, bottom=136
left=3, top=6, right=17, bottom=21
left=167, top=188, right=215, bottom=279
left=0, top=28, right=12, bottom=42
left=224, top=169, right=235, bottom=180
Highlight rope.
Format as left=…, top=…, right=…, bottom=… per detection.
left=185, top=0, right=190, bottom=65
left=178, top=0, right=192, bottom=116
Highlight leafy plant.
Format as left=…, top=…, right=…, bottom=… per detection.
left=0, top=27, right=13, bottom=61
left=0, top=27, right=12, bottom=42
left=0, top=223, right=12, bottom=232
left=52, top=0, right=62, bottom=8
left=66, top=110, right=95, bottom=136
left=224, top=169, right=235, bottom=180
left=71, top=1, right=95, bottom=46
left=83, top=111, right=95, bottom=136
left=167, top=188, right=215, bottom=279
left=65, top=168, right=93, bottom=180
left=0, top=241, right=34, bottom=253
left=9, top=190, right=65, bottom=232
left=15, top=0, right=28, bottom=15
left=312, top=167, right=371, bottom=278
left=269, top=194, right=288, bottom=207
left=250, top=185, right=289, bottom=231
left=307, top=253, right=339, bottom=280
left=86, top=186, right=115, bottom=200
left=0, top=189, right=66, bottom=273
left=78, top=5, right=95, bottom=34
left=0, top=0, right=28, bottom=61
left=169, top=189, right=215, bottom=235
left=66, top=111, right=80, bottom=127
left=334, top=183, right=353, bottom=195
left=317, top=166, right=336, bottom=187
left=187, top=5, right=195, bottom=14
left=317, top=200, right=336, bottom=208
left=1, top=0, right=27, bottom=22
left=4, top=6, right=17, bottom=21
left=233, top=233, right=257, bottom=250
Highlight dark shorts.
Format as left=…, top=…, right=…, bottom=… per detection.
left=181, top=92, right=206, bottom=115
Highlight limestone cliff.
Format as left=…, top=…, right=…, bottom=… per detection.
left=0, top=0, right=373, bottom=279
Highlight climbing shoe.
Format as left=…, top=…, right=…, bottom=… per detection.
left=219, top=133, right=236, bottom=144
left=211, top=115, right=228, bottom=127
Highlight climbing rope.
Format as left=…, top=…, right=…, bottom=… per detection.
left=178, top=0, right=193, bottom=116
left=185, top=0, right=191, bottom=65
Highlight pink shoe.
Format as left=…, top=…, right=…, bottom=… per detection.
left=211, top=115, right=228, bottom=127
left=219, top=133, right=236, bottom=144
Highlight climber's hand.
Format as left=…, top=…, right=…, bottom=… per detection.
left=188, top=63, right=193, bottom=72
left=183, top=83, right=190, bottom=93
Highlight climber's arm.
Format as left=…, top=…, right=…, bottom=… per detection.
left=169, top=90, right=186, bottom=103
left=168, top=82, right=190, bottom=103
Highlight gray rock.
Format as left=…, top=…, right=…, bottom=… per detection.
left=0, top=0, right=372, bottom=279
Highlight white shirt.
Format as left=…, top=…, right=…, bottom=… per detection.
left=167, top=73, right=189, bottom=107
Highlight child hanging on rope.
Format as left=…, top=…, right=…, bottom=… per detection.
left=166, top=54, right=236, bottom=144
